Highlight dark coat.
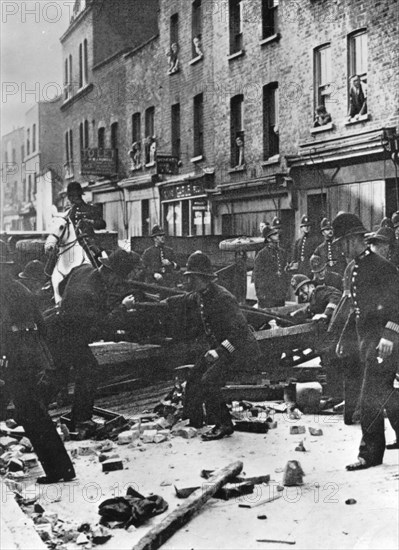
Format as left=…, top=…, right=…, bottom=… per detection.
left=313, top=239, right=347, bottom=276
left=292, top=233, right=322, bottom=277
left=142, top=244, right=180, bottom=286
left=67, top=201, right=106, bottom=233
left=291, top=284, right=341, bottom=323
left=0, top=274, right=75, bottom=480
left=253, top=243, right=289, bottom=308
left=167, top=282, right=261, bottom=370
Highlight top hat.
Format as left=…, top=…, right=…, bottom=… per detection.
left=320, top=218, right=332, bottom=231
left=291, top=274, right=313, bottom=295
left=271, top=216, right=282, bottom=230
left=67, top=181, right=85, bottom=195
left=365, top=226, right=395, bottom=245
left=18, top=260, right=46, bottom=281
left=151, top=225, right=166, bottom=237
left=262, top=226, right=279, bottom=240
left=300, top=215, right=312, bottom=227
left=310, top=255, right=327, bottom=273
left=0, top=239, right=14, bottom=265
left=184, top=251, right=216, bottom=277
left=332, top=212, right=367, bottom=242
left=391, top=211, right=399, bottom=228
left=100, top=249, right=141, bottom=278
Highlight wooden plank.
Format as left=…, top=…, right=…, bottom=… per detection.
left=133, top=461, right=243, bottom=550
left=255, top=322, right=316, bottom=342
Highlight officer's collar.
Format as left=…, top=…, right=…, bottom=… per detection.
left=357, top=248, right=371, bottom=261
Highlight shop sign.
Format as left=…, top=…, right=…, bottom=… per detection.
left=160, top=181, right=205, bottom=201
left=192, top=199, right=208, bottom=211
left=156, top=154, right=179, bottom=175
left=81, top=148, right=117, bottom=176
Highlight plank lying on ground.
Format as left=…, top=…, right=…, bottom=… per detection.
left=133, top=460, right=243, bottom=550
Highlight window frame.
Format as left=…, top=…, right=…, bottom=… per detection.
left=193, top=93, right=204, bottom=158
left=230, top=94, right=244, bottom=167
left=262, top=0, right=279, bottom=40
left=192, top=0, right=202, bottom=58
left=229, top=0, right=244, bottom=54
left=263, top=83, right=279, bottom=160
left=171, top=103, right=181, bottom=158
left=314, top=43, right=332, bottom=110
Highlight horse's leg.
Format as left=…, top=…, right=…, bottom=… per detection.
left=52, top=272, right=62, bottom=304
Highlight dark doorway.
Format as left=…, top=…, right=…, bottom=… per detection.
left=307, top=193, right=327, bottom=232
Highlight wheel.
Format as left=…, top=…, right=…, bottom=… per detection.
left=219, top=236, right=264, bottom=252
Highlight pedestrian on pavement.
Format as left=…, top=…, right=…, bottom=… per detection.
left=332, top=212, right=399, bottom=470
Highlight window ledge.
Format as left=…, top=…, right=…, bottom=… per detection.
left=259, top=33, right=281, bottom=46
left=228, top=164, right=246, bottom=173
left=344, top=114, right=370, bottom=126
left=191, top=155, right=204, bottom=163
left=261, top=154, right=280, bottom=166
left=227, top=49, right=245, bottom=61
left=145, top=161, right=156, bottom=168
left=310, top=122, right=334, bottom=134
left=189, top=54, right=204, bottom=66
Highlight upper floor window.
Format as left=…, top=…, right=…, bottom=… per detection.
left=192, top=0, right=203, bottom=58
left=168, top=13, right=180, bottom=74
left=26, top=129, right=30, bottom=156
left=231, top=94, right=244, bottom=167
left=132, top=112, right=141, bottom=143
left=130, top=113, right=142, bottom=170
left=79, top=43, right=83, bottom=88
left=111, top=122, right=118, bottom=150
left=84, top=119, right=89, bottom=148
left=145, top=107, right=156, bottom=164
left=348, top=30, right=368, bottom=119
left=79, top=122, right=84, bottom=153
left=79, top=39, right=89, bottom=88
left=314, top=44, right=333, bottom=127
left=193, top=93, right=204, bottom=157
left=262, top=0, right=279, bottom=39
left=65, top=129, right=74, bottom=178
left=171, top=103, right=181, bottom=158
left=32, top=124, right=36, bottom=153
left=263, top=83, right=279, bottom=159
left=83, top=39, right=88, bottom=84
left=229, top=0, right=244, bottom=54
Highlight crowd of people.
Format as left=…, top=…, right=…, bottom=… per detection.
left=1, top=187, right=399, bottom=483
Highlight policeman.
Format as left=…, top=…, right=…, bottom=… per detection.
left=290, top=274, right=341, bottom=323
left=288, top=215, right=321, bottom=277
left=313, top=218, right=347, bottom=276
left=387, top=212, right=399, bottom=267
left=253, top=223, right=289, bottom=308
left=65, top=181, right=106, bottom=265
left=18, top=260, right=53, bottom=312
left=46, top=249, right=142, bottom=436
left=0, top=244, right=75, bottom=484
left=365, top=226, right=397, bottom=265
left=309, top=254, right=343, bottom=291
left=142, top=225, right=180, bottom=287
left=332, top=212, right=399, bottom=470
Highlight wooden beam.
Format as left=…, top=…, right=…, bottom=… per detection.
left=133, top=460, right=243, bottom=550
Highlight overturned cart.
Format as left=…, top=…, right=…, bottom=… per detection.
left=90, top=280, right=323, bottom=398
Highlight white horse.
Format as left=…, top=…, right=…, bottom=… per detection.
left=45, top=214, right=91, bottom=303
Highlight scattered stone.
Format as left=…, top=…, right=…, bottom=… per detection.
left=276, top=485, right=284, bottom=492
left=154, top=433, right=168, bottom=444
left=257, top=514, right=267, bottom=520
left=274, top=467, right=284, bottom=474
left=19, top=436, right=33, bottom=453
left=290, top=426, right=306, bottom=435
left=21, top=453, right=38, bottom=469
left=160, top=480, right=172, bottom=487
left=5, top=419, right=18, bottom=429
left=42, top=512, right=58, bottom=527
left=283, top=460, right=305, bottom=487
left=35, top=524, right=53, bottom=541
left=59, top=423, right=71, bottom=441
left=0, top=436, right=19, bottom=449
left=78, top=444, right=97, bottom=456
left=76, top=532, right=90, bottom=545
left=345, top=498, right=357, bottom=505
left=173, top=427, right=197, bottom=439
left=77, top=523, right=91, bottom=533
left=117, top=430, right=140, bottom=445
left=34, top=503, right=46, bottom=513
left=102, top=458, right=124, bottom=472
left=267, top=421, right=278, bottom=429
left=142, top=430, right=158, bottom=443
left=295, top=441, right=307, bottom=452
left=308, top=427, right=323, bottom=436
left=5, top=479, right=23, bottom=494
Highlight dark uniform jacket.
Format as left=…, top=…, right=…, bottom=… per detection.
left=291, top=285, right=341, bottom=323
left=66, top=201, right=106, bottom=263
left=349, top=249, right=399, bottom=351
left=313, top=239, right=347, bottom=276
left=142, top=244, right=180, bottom=286
left=292, top=234, right=322, bottom=277
left=314, top=271, right=343, bottom=292
left=253, top=243, right=289, bottom=307
left=166, top=282, right=261, bottom=371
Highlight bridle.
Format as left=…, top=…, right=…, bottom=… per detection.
left=50, top=216, right=81, bottom=257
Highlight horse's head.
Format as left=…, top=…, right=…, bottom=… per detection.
left=45, top=215, right=73, bottom=252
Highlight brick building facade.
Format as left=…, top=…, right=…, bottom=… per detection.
left=1, top=128, right=25, bottom=230
left=57, top=0, right=398, bottom=244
